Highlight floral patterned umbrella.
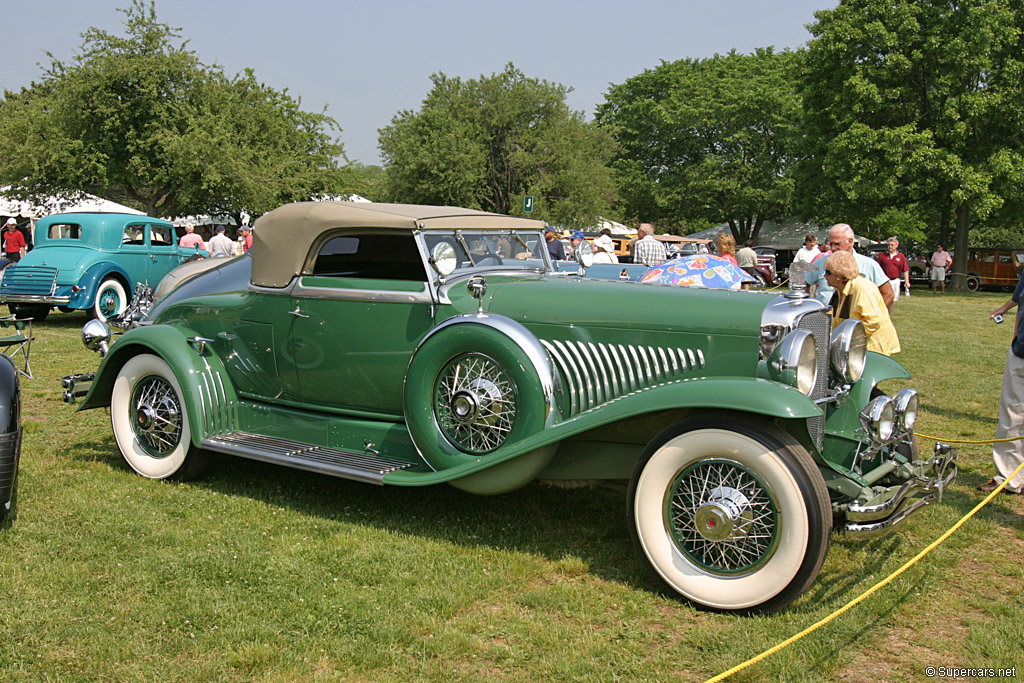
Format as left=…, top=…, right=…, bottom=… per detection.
left=637, top=254, right=755, bottom=290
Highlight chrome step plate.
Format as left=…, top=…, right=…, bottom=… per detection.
left=201, top=431, right=416, bottom=484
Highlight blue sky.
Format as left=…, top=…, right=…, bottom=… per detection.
left=3, top=1, right=837, bottom=165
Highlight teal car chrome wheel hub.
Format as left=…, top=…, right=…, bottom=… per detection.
left=667, top=458, right=780, bottom=576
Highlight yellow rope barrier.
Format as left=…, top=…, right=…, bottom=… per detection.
left=703, top=446, right=1024, bottom=683
left=915, top=432, right=1024, bottom=444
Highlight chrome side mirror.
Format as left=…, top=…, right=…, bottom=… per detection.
left=82, top=319, right=112, bottom=357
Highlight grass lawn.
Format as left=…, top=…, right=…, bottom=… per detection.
left=1, top=289, right=1022, bottom=682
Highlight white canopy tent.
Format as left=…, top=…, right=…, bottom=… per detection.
left=0, top=187, right=144, bottom=218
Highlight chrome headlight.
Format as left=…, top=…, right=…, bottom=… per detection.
left=892, top=388, right=919, bottom=433
left=859, top=395, right=895, bottom=443
left=829, top=319, right=867, bottom=383
left=767, top=329, right=817, bottom=396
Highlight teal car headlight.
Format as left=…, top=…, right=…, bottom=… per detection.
left=829, top=319, right=867, bottom=384
left=767, top=329, right=817, bottom=396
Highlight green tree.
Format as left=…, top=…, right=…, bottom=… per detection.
left=378, top=64, right=617, bottom=228
left=0, top=1, right=347, bottom=218
left=596, top=49, right=801, bottom=244
left=798, top=0, right=1024, bottom=288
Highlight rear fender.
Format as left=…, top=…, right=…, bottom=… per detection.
left=71, top=263, right=132, bottom=309
left=78, top=324, right=238, bottom=448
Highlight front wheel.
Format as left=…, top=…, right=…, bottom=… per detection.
left=628, top=415, right=831, bottom=613
left=965, top=275, right=981, bottom=292
left=91, top=278, right=127, bottom=321
left=111, top=354, right=208, bottom=480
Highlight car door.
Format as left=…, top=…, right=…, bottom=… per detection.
left=146, top=224, right=182, bottom=286
left=288, top=230, right=435, bottom=417
left=117, top=221, right=157, bottom=290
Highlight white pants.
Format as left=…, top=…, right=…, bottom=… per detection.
left=888, top=278, right=901, bottom=303
left=992, top=348, right=1024, bottom=492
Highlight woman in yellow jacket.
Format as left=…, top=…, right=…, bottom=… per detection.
left=823, top=250, right=901, bottom=355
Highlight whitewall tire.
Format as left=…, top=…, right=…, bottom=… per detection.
left=628, top=415, right=831, bottom=613
left=92, top=278, right=128, bottom=321
left=111, top=354, right=207, bottom=480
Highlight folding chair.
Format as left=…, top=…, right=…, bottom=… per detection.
left=0, top=316, right=33, bottom=379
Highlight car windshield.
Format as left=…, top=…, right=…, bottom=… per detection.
left=421, top=230, right=550, bottom=274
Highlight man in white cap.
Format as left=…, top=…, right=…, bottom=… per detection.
left=3, top=218, right=26, bottom=262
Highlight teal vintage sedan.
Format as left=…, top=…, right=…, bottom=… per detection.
left=0, top=212, right=208, bottom=321
left=61, top=201, right=956, bottom=612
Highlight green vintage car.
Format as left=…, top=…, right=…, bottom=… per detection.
left=62, top=201, right=956, bottom=612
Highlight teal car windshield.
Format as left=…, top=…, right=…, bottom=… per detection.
left=421, top=230, right=549, bottom=274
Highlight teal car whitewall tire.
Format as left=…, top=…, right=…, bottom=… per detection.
left=91, top=278, right=128, bottom=321
left=111, top=354, right=208, bottom=481
left=628, top=415, right=831, bottom=613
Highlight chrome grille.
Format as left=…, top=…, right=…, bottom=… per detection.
left=0, top=266, right=59, bottom=296
left=798, top=310, right=830, bottom=448
left=541, top=339, right=705, bottom=417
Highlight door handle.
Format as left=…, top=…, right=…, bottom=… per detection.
left=288, top=305, right=309, bottom=318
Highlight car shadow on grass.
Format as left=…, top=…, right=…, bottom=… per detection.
left=78, top=443, right=653, bottom=597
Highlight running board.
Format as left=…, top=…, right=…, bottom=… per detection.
left=200, top=432, right=417, bottom=485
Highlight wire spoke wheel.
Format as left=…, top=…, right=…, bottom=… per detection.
left=669, top=458, right=779, bottom=575
left=434, top=353, right=516, bottom=453
left=130, top=375, right=183, bottom=456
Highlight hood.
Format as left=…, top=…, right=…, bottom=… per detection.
left=444, top=274, right=774, bottom=337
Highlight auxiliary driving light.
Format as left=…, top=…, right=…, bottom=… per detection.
left=892, top=388, right=919, bottom=433
left=859, top=395, right=895, bottom=443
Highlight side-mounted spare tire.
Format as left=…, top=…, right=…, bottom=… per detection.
left=404, top=317, right=556, bottom=479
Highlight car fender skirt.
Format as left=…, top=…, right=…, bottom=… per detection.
left=78, top=325, right=238, bottom=448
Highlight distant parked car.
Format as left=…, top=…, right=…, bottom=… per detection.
left=0, top=213, right=208, bottom=321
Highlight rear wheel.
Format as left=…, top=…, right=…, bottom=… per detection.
left=111, top=354, right=208, bottom=481
left=628, top=415, right=831, bottom=613
left=90, top=278, right=127, bottom=321
left=965, top=275, right=981, bottom=292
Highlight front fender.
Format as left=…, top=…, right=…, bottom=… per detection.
left=78, top=324, right=238, bottom=448
left=386, top=376, right=820, bottom=486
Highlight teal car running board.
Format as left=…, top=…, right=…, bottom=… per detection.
left=200, top=432, right=417, bottom=484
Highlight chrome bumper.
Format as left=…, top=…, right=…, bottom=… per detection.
left=0, top=295, right=71, bottom=305
left=843, top=442, right=958, bottom=537
left=61, top=373, right=96, bottom=404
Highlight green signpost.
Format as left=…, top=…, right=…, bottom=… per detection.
left=524, top=196, right=533, bottom=213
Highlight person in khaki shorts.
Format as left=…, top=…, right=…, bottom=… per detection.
left=930, top=244, right=952, bottom=293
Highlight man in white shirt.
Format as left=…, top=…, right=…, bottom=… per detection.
left=807, top=224, right=893, bottom=307
left=208, top=225, right=235, bottom=257
left=793, top=234, right=821, bottom=265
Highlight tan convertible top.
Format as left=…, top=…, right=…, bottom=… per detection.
left=250, top=201, right=546, bottom=288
